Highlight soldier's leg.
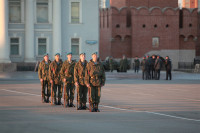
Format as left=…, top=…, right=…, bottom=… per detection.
left=95, top=86, right=101, bottom=112
left=65, top=84, right=69, bottom=106
left=60, top=83, right=63, bottom=99
left=53, top=84, right=57, bottom=104
left=77, top=85, right=82, bottom=110
left=41, top=80, right=45, bottom=103
left=82, top=85, right=88, bottom=109
left=142, top=71, right=144, bottom=80
left=69, top=83, right=75, bottom=107
left=46, top=80, right=50, bottom=103
left=57, top=84, right=62, bottom=105
left=91, top=86, right=96, bottom=112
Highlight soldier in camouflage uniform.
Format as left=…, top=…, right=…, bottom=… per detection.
left=38, top=53, right=51, bottom=103
left=49, top=53, right=63, bottom=105
left=60, top=52, right=76, bottom=107
left=85, top=52, right=106, bottom=112
left=74, top=53, right=88, bottom=110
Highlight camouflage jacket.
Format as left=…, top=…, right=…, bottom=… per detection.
left=74, top=60, right=88, bottom=86
left=38, top=60, right=51, bottom=80
left=60, top=60, right=76, bottom=84
left=85, top=60, right=106, bottom=87
left=49, top=59, right=63, bottom=84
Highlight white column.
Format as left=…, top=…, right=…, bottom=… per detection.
left=24, top=0, right=35, bottom=62
left=53, top=0, right=62, bottom=57
left=0, top=0, right=11, bottom=63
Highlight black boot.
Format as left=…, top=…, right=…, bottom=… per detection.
left=46, top=96, right=49, bottom=103
left=82, top=103, right=88, bottom=110
left=95, top=104, right=100, bottom=112
left=69, top=100, right=75, bottom=107
left=54, top=98, right=57, bottom=105
left=77, top=103, right=82, bottom=110
left=91, top=104, right=96, bottom=112
left=57, top=98, right=61, bottom=105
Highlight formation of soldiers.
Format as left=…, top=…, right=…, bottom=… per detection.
left=140, top=55, right=172, bottom=80
left=38, top=52, right=106, bottom=112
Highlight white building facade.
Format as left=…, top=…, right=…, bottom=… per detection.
left=0, top=0, right=99, bottom=70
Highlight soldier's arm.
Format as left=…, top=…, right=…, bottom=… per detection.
left=38, top=62, right=42, bottom=79
left=74, top=63, right=79, bottom=83
left=85, top=64, right=90, bottom=86
left=60, top=63, right=65, bottom=81
left=49, top=63, right=54, bottom=82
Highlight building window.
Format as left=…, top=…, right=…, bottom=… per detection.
left=189, top=23, right=192, bottom=27
left=154, top=24, right=157, bottom=28
left=71, top=38, right=79, bottom=56
left=142, top=24, right=146, bottom=28
left=71, top=2, right=80, bottom=23
left=116, top=24, right=120, bottom=28
left=38, top=38, right=47, bottom=55
left=37, top=0, right=48, bottom=23
left=166, top=24, right=169, bottom=28
left=10, top=38, right=19, bottom=55
left=9, top=0, right=21, bottom=23
left=152, top=37, right=159, bottom=48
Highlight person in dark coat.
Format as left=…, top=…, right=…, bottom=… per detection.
left=141, top=56, right=146, bottom=80
left=119, top=55, right=128, bottom=72
left=145, top=55, right=151, bottom=80
left=134, top=56, right=140, bottom=73
left=151, top=55, right=156, bottom=79
left=165, top=56, right=172, bottom=80
left=154, top=55, right=162, bottom=80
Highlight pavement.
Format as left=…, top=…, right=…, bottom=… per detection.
left=0, top=70, right=200, bottom=133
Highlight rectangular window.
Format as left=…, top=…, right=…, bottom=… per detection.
left=10, top=38, right=19, bottom=55
left=9, top=0, right=21, bottom=23
left=71, top=2, right=80, bottom=23
left=152, top=37, right=159, bottom=48
left=37, top=0, right=48, bottom=23
left=38, top=38, right=47, bottom=55
left=71, top=38, right=79, bottom=55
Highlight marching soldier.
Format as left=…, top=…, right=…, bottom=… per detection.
left=38, top=53, right=51, bottom=103
left=165, top=56, right=172, bottom=80
left=154, top=55, right=162, bottom=80
left=119, top=55, right=128, bottom=72
left=85, top=52, right=106, bottom=112
left=49, top=53, right=63, bottom=105
left=141, top=56, right=146, bottom=80
left=60, top=52, right=76, bottom=107
left=134, top=56, right=140, bottom=73
left=74, top=53, right=88, bottom=110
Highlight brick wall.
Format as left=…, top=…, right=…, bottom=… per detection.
left=131, top=7, right=180, bottom=58
left=110, top=0, right=178, bottom=8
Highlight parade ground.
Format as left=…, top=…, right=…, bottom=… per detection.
left=0, top=71, right=200, bottom=133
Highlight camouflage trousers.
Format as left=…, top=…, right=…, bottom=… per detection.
left=53, top=84, right=62, bottom=99
left=90, top=86, right=101, bottom=104
left=64, top=83, right=75, bottom=102
left=77, top=85, right=88, bottom=104
left=41, top=80, right=51, bottom=97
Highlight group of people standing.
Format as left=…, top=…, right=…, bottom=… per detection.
left=135, top=55, right=172, bottom=80
left=38, top=52, right=106, bottom=112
